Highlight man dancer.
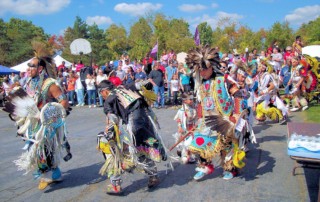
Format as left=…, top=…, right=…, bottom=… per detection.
left=97, top=80, right=167, bottom=194
left=3, top=50, right=72, bottom=190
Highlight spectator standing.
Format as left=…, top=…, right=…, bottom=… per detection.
left=108, top=71, right=122, bottom=86
left=178, top=63, right=191, bottom=93
left=122, top=59, right=130, bottom=73
left=142, top=54, right=153, bottom=75
left=279, top=58, right=292, bottom=107
left=9, top=72, right=19, bottom=84
left=2, top=76, right=12, bottom=96
left=134, top=66, right=147, bottom=81
left=96, top=69, right=108, bottom=107
left=292, top=35, right=304, bottom=57
left=75, top=72, right=85, bottom=106
left=85, top=74, right=97, bottom=108
left=76, top=60, right=85, bottom=72
left=125, top=67, right=135, bottom=85
left=116, top=64, right=126, bottom=82
left=57, top=61, right=66, bottom=72
left=148, top=63, right=165, bottom=109
left=67, top=71, right=77, bottom=106
left=171, top=74, right=180, bottom=106
left=19, top=72, right=27, bottom=88
left=271, top=47, right=283, bottom=74
left=160, top=50, right=169, bottom=67
left=284, top=46, right=294, bottom=64
left=165, top=61, right=177, bottom=103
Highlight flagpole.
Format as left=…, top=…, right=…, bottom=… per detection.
left=157, top=38, right=159, bottom=61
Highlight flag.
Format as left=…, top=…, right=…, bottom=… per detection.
left=194, top=26, right=200, bottom=46
left=150, top=42, right=158, bottom=56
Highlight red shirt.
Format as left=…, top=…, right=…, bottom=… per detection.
left=57, top=64, right=65, bottom=71
left=108, top=76, right=122, bottom=86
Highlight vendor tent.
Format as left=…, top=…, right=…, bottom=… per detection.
left=0, top=65, right=19, bottom=75
left=54, top=55, right=72, bottom=67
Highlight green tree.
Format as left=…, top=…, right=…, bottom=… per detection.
left=166, top=18, right=194, bottom=53
left=87, top=23, right=106, bottom=65
left=105, top=24, right=128, bottom=59
left=265, top=21, right=294, bottom=50
left=128, top=17, right=153, bottom=60
left=2, top=18, right=47, bottom=66
left=295, top=17, right=320, bottom=45
left=197, top=22, right=213, bottom=46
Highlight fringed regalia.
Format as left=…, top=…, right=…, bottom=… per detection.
left=255, top=70, right=284, bottom=122
left=3, top=72, right=71, bottom=190
left=183, top=45, right=248, bottom=180
left=97, top=81, right=169, bottom=193
left=173, top=100, right=197, bottom=164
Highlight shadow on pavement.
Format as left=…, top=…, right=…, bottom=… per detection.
left=44, top=162, right=105, bottom=193
left=304, top=168, right=320, bottom=202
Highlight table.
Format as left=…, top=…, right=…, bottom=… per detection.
left=287, top=122, right=320, bottom=176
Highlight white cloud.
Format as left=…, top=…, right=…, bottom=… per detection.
left=0, top=0, right=70, bottom=15
left=211, top=3, right=219, bottom=9
left=114, top=2, right=162, bottom=16
left=86, top=16, right=113, bottom=26
left=178, top=4, right=207, bottom=12
left=189, top=11, right=244, bottom=29
left=285, top=5, right=320, bottom=25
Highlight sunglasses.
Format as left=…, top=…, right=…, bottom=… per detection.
left=27, top=63, right=39, bottom=68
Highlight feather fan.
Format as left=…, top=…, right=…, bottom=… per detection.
left=205, top=114, right=235, bottom=137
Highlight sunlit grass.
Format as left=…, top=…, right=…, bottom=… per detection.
left=303, top=102, right=320, bottom=123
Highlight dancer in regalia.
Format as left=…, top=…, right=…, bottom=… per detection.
left=173, top=92, right=197, bottom=164
left=3, top=42, right=72, bottom=190
left=96, top=80, right=168, bottom=195
left=177, top=45, right=248, bottom=180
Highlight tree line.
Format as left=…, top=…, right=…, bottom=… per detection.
left=0, top=14, right=319, bottom=67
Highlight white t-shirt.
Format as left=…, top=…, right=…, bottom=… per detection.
left=85, top=78, right=96, bottom=90
left=75, top=77, right=83, bottom=90
left=171, top=79, right=179, bottom=92
left=96, top=74, right=107, bottom=85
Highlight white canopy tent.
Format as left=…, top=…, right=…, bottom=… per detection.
left=11, top=58, right=32, bottom=72
left=302, top=45, right=320, bottom=57
left=11, top=55, right=72, bottom=72
left=54, top=55, right=72, bottom=67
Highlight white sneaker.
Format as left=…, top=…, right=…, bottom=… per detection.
left=76, top=104, right=80, bottom=107
left=80, top=103, right=85, bottom=106
left=89, top=105, right=92, bottom=108
left=93, top=105, right=97, bottom=108
left=290, top=107, right=300, bottom=112
left=302, top=106, right=309, bottom=111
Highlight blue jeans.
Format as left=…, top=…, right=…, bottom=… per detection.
left=87, top=90, right=96, bottom=105
left=68, top=90, right=75, bottom=105
left=76, top=89, right=84, bottom=105
left=167, top=82, right=171, bottom=101
left=98, top=93, right=104, bottom=106
left=153, top=85, right=165, bottom=107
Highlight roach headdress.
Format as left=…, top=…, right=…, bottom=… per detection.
left=32, top=41, right=56, bottom=79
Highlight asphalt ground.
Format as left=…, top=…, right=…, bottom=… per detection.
left=0, top=106, right=319, bottom=202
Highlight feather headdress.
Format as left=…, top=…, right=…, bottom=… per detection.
left=31, top=40, right=57, bottom=79
left=185, top=45, right=220, bottom=71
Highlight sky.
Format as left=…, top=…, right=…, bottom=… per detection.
left=0, top=0, right=320, bottom=36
